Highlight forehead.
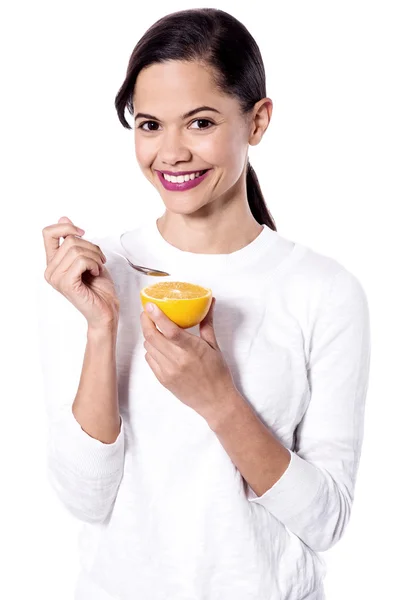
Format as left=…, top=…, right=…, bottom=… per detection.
left=133, top=60, right=233, bottom=114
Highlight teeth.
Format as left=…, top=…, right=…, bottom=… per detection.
left=163, top=171, right=204, bottom=183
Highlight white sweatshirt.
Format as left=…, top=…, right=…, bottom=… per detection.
left=38, top=218, right=371, bottom=600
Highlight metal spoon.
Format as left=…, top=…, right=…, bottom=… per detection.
left=110, top=251, right=170, bottom=277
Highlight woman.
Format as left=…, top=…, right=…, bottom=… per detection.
left=40, top=8, right=371, bottom=600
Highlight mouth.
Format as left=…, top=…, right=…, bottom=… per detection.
left=156, top=169, right=212, bottom=192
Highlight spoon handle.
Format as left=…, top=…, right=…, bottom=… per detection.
left=109, top=251, right=170, bottom=277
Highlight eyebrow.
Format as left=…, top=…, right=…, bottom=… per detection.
left=134, top=106, right=221, bottom=122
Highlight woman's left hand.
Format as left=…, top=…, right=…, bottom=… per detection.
left=140, top=298, right=238, bottom=425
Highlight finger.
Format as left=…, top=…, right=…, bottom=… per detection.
left=45, top=235, right=106, bottom=279
left=42, top=222, right=86, bottom=265
left=56, top=215, right=84, bottom=240
left=58, top=215, right=75, bottom=231
left=140, top=311, right=173, bottom=358
left=143, top=339, right=166, bottom=367
left=144, top=351, right=163, bottom=381
left=46, top=247, right=104, bottom=289
left=199, top=297, right=219, bottom=350
left=143, top=303, right=186, bottom=344
left=60, top=236, right=107, bottom=265
left=51, top=253, right=103, bottom=293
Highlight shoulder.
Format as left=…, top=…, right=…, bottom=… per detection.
left=297, top=241, right=367, bottom=301
left=275, top=233, right=369, bottom=322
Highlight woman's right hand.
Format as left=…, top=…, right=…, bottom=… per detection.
left=42, top=216, right=120, bottom=330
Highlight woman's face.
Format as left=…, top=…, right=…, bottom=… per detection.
left=133, top=60, right=253, bottom=216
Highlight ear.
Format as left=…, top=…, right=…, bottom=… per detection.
left=249, top=98, right=273, bottom=146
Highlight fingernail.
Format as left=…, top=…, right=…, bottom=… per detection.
left=77, top=228, right=85, bottom=235
left=145, top=303, right=155, bottom=313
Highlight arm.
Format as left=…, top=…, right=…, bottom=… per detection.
left=37, top=261, right=125, bottom=524
left=209, top=267, right=371, bottom=552
left=73, top=325, right=121, bottom=444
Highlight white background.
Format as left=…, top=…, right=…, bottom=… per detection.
left=1, top=1, right=399, bottom=598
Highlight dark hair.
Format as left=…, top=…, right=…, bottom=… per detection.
left=115, top=8, right=277, bottom=231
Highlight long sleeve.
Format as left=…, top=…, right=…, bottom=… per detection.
left=36, top=269, right=125, bottom=524
left=248, top=267, right=371, bottom=552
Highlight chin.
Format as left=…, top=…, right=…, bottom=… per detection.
left=163, top=197, right=212, bottom=216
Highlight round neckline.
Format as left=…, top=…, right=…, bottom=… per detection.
left=123, top=218, right=280, bottom=275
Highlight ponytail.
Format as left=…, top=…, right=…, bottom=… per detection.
left=246, top=161, right=277, bottom=231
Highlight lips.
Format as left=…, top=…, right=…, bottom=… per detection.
left=159, top=169, right=209, bottom=177
left=156, top=168, right=212, bottom=192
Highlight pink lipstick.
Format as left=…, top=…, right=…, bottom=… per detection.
left=156, top=169, right=211, bottom=191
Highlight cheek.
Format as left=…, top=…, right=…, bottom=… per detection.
left=134, top=135, right=155, bottom=167
left=205, top=128, right=247, bottom=171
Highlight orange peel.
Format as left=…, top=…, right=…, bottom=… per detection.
left=140, top=281, right=212, bottom=329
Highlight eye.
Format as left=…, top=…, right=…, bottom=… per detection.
left=138, top=121, right=160, bottom=132
left=137, top=118, right=214, bottom=132
left=190, top=119, right=214, bottom=130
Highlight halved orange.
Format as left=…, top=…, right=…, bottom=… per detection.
left=140, top=281, right=212, bottom=329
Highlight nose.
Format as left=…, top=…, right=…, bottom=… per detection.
left=159, top=127, right=191, bottom=165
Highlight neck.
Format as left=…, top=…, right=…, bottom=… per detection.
left=157, top=175, right=264, bottom=255
left=157, top=210, right=263, bottom=255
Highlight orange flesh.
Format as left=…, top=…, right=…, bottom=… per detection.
left=142, top=282, right=210, bottom=300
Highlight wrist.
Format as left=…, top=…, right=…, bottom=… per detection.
left=87, top=321, right=119, bottom=341
left=206, top=388, right=248, bottom=433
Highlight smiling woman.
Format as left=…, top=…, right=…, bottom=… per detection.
left=122, top=58, right=272, bottom=249
left=114, top=8, right=276, bottom=251
left=40, top=7, right=371, bottom=600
